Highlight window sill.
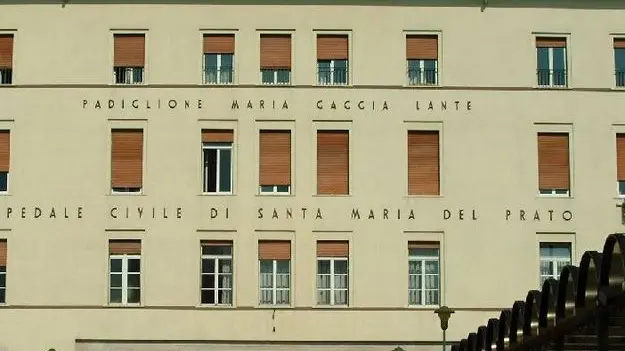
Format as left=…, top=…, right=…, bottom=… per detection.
left=404, top=195, right=443, bottom=199
left=533, top=86, right=571, bottom=90
left=407, top=305, right=439, bottom=310
left=313, top=305, right=350, bottom=309
left=257, top=83, right=293, bottom=87
left=256, top=194, right=295, bottom=197
left=256, top=305, right=293, bottom=309
left=0, top=192, right=12, bottom=196
left=196, top=304, right=235, bottom=309
left=403, top=84, right=440, bottom=89
left=106, top=303, right=143, bottom=308
left=315, top=84, right=352, bottom=88
left=611, top=86, right=625, bottom=91
left=198, top=193, right=235, bottom=197
left=536, top=195, right=573, bottom=199
left=108, top=193, right=146, bottom=197
left=313, top=194, right=351, bottom=198
left=109, top=83, right=147, bottom=86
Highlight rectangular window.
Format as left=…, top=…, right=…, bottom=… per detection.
left=0, top=34, right=13, bottom=84
left=539, top=242, right=571, bottom=285
left=0, top=131, right=10, bottom=192
left=108, top=240, right=141, bottom=305
left=0, top=240, right=6, bottom=303
left=408, top=242, right=440, bottom=306
left=203, top=34, right=235, bottom=84
left=317, top=130, right=349, bottom=195
left=202, top=129, right=233, bottom=194
left=259, top=130, right=291, bottom=195
left=615, top=38, right=625, bottom=87
left=406, top=35, right=438, bottom=85
left=111, top=129, right=143, bottom=193
left=258, top=240, right=291, bottom=305
left=317, top=34, right=349, bottom=85
left=408, top=130, right=440, bottom=195
left=260, top=34, right=291, bottom=85
left=537, top=132, right=570, bottom=196
left=201, top=241, right=233, bottom=305
left=617, top=134, right=625, bottom=196
left=113, top=34, right=145, bottom=84
left=316, top=240, right=348, bottom=306
left=536, top=37, right=567, bottom=87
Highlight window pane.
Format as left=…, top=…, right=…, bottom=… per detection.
left=409, top=248, right=439, bottom=257
left=260, top=272, right=273, bottom=289
left=110, top=273, right=122, bottom=288
left=218, top=289, right=232, bottom=304
left=202, top=258, right=215, bottom=274
left=334, top=260, right=348, bottom=274
left=276, top=290, right=290, bottom=304
left=317, top=274, right=330, bottom=289
left=220, top=274, right=232, bottom=289
left=0, top=172, right=8, bottom=192
left=261, top=70, right=275, bottom=83
left=260, top=185, right=274, bottom=193
left=0, top=289, right=5, bottom=303
left=334, top=274, right=348, bottom=289
left=128, top=259, right=140, bottom=273
left=202, top=274, right=215, bottom=289
left=110, top=288, right=122, bottom=303
left=276, top=273, right=290, bottom=289
left=128, top=288, right=140, bottom=303
left=408, top=260, right=420, bottom=274
left=110, top=258, right=122, bottom=272
left=260, top=289, right=273, bottom=304
left=127, top=274, right=140, bottom=288
left=205, top=54, right=217, bottom=68
left=203, top=245, right=232, bottom=256
left=204, top=148, right=217, bottom=192
left=276, top=260, right=290, bottom=274
left=218, top=148, right=232, bottom=192
left=425, top=260, right=439, bottom=274
left=259, top=260, right=273, bottom=274
left=317, top=290, right=330, bottom=304
left=317, top=260, right=330, bottom=274
left=0, top=273, right=5, bottom=287
left=537, top=48, right=550, bottom=70
left=221, top=54, right=233, bottom=69
left=276, top=70, right=290, bottom=83
left=219, top=259, right=232, bottom=273
left=408, top=290, right=419, bottom=305
left=334, top=290, right=348, bottom=305
left=201, top=289, right=215, bottom=304
left=276, top=185, right=290, bottom=192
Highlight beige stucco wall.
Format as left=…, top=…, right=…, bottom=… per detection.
left=0, top=1, right=624, bottom=351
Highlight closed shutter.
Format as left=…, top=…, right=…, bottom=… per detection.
left=537, top=133, right=570, bottom=190
left=0, top=131, right=10, bottom=173
left=317, top=130, right=349, bottom=195
left=260, top=34, right=291, bottom=69
left=317, top=241, right=349, bottom=258
left=408, top=241, right=439, bottom=249
left=406, top=35, right=438, bottom=60
left=0, top=240, right=6, bottom=266
left=536, top=37, right=566, bottom=48
left=114, top=34, right=145, bottom=67
left=203, top=34, right=235, bottom=54
left=617, top=134, right=625, bottom=181
left=258, top=241, right=291, bottom=260
left=111, top=129, right=143, bottom=189
left=109, top=240, right=141, bottom=255
left=259, top=130, right=291, bottom=186
left=201, top=240, right=232, bottom=247
left=202, top=129, right=233, bottom=143
left=408, top=131, right=440, bottom=195
left=317, top=34, right=348, bottom=60
left=614, top=38, right=625, bottom=49
left=0, top=35, right=13, bottom=68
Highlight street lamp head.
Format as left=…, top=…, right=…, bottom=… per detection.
left=434, top=305, right=455, bottom=331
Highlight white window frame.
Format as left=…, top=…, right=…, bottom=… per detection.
left=537, top=46, right=567, bottom=88
left=318, top=59, right=348, bottom=86
left=204, top=53, right=234, bottom=85
left=113, top=67, right=144, bottom=85
left=539, top=243, right=571, bottom=284
left=0, top=264, right=5, bottom=304
left=109, top=254, right=141, bottom=305
left=258, top=259, right=291, bottom=306
left=407, top=59, right=438, bottom=86
left=316, top=257, right=349, bottom=306
left=261, top=69, right=291, bottom=85
left=538, top=188, right=570, bottom=197
left=617, top=181, right=625, bottom=197
left=259, top=185, right=291, bottom=195
left=202, top=142, right=233, bottom=194
left=408, top=252, right=440, bottom=307
left=201, top=248, right=233, bottom=306
left=0, top=171, right=10, bottom=194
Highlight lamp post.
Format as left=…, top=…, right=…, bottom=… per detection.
left=434, top=306, right=455, bottom=351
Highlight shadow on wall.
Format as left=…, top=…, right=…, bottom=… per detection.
left=3, top=0, right=625, bottom=10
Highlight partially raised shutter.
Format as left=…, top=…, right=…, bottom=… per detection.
left=317, top=241, right=349, bottom=258
left=537, top=133, right=570, bottom=190
left=258, top=241, right=291, bottom=260
left=408, top=241, right=439, bottom=249
left=202, top=129, right=233, bottom=143
left=114, top=34, right=145, bottom=67
left=317, top=35, right=348, bottom=60
left=408, top=131, right=440, bottom=195
left=406, top=35, right=438, bottom=60
left=111, top=129, right=143, bottom=189
left=536, top=37, right=566, bottom=48
left=109, top=240, right=141, bottom=254
left=259, top=130, right=291, bottom=186
left=0, top=240, right=6, bottom=266
left=0, top=35, right=13, bottom=68
left=0, top=131, right=10, bottom=173
left=615, top=38, right=625, bottom=49
left=617, top=134, right=625, bottom=181
left=260, top=34, right=291, bottom=69
left=317, top=130, right=349, bottom=195
left=203, top=34, right=235, bottom=54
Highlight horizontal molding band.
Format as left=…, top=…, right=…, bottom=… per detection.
left=0, top=84, right=624, bottom=93
left=75, top=339, right=450, bottom=345
left=0, top=304, right=503, bottom=311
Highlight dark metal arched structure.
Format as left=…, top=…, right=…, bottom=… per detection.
left=449, top=233, right=625, bottom=350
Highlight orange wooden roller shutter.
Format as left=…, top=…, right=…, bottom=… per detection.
left=408, top=241, right=439, bottom=250
left=114, top=34, right=145, bottom=67
left=537, top=133, right=570, bottom=190
left=317, top=34, right=348, bottom=60
left=260, top=34, right=291, bottom=69
left=201, top=240, right=232, bottom=247
left=406, top=35, right=438, bottom=60
left=614, top=38, right=625, bottom=49
left=317, top=130, right=349, bottom=195
left=202, top=129, right=234, bottom=143
left=0, top=35, right=13, bottom=68
left=109, top=240, right=141, bottom=254
left=203, top=34, right=235, bottom=54
left=259, top=130, right=291, bottom=186
left=408, top=131, right=440, bottom=195
left=0, top=240, right=6, bottom=266
left=258, top=240, right=291, bottom=260
left=111, top=129, right=143, bottom=189
left=317, top=241, right=349, bottom=257
left=617, top=134, right=625, bottom=181
left=536, top=37, right=566, bottom=48
left=0, top=131, right=10, bottom=173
